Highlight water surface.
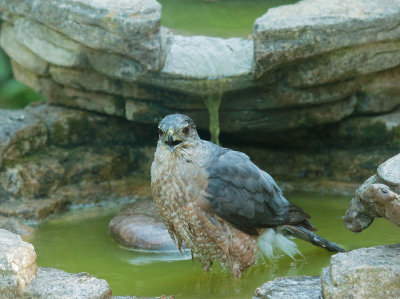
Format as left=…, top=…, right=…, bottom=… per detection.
left=159, top=0, right=299, bottom=37
left=31, top=193, right=400, bottom=298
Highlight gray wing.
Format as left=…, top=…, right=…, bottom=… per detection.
left=205, top=148, right=313, bottom=235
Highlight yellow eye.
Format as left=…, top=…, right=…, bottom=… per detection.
left=182, top=126, right=190, bottom=135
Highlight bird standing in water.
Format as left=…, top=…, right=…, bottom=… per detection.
left=151, top=114, right=344, bottom=278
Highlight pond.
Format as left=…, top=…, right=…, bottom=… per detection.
left=158, top=0, right=299, bottom=37
left=31, top=193, right=400, bottom=298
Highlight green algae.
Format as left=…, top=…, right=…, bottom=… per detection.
left=31, top=193, right=400, bottom=298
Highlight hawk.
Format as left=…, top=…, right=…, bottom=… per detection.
left=151, top=114, right=344, bottom=278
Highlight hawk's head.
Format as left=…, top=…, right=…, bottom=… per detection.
left=157, top=114, right=199, bottom=153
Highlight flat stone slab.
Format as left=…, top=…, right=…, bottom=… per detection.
left=24, top=267, right=112, bottom=299
left=321, top=244, right=400, bottom=298
left=253, top=0, right=400, bottom=76
left=253, top=276, right=321, bottom=299
left=161, top=35, right=253, bottom=79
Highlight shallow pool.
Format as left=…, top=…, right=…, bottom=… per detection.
left=31, top=193, right=400, bottom=298
left=159, top=0, right=299, bottom=37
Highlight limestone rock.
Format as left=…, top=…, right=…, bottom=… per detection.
left=0, top=23, right=48, bottom=75
left=0, top=229, right=37, bottom=297
left=49, top=86, right=125, bottom=117
left=24, top=267, right=112, bottom=299
left=378, top=153, right=400, bottom=186
left=28, top=0, right=164, bottom=71
left=321, top=245, right=400, bottom=298
left=87, top=49, right=144, bottom=82
left=15, top=18, right=86, bottom=68
left=109, top=200, right=178, bottom=251
left=343, top=154, right=400, bottom=232
left=0, top=197, right=68, bottom=220
left=253, top=0, right=400, bottom=76
left=357, top=67, right=400, bottom=114
left=10, top=60, right=41, bottom=92
left=160, top=35, right=253, bottom=80
left=253, top=276, right=321, bottom=299
left=288, top=41, right=400, bottom=87
left=333, top=107, right=400, bottom=147
left=0, top=108, right=47, bottom=167
left=0, top=216, right=34, bottom=238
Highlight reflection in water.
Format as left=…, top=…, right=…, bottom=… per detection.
left=124, top=248, right=192, bottom=265
left=31, top=193, right=400, bottom=298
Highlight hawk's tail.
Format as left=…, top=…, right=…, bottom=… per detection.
left=282, top=225, right=346, bottom=253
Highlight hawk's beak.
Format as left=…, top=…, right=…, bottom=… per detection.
left=165, top=130, right=182, bottom=152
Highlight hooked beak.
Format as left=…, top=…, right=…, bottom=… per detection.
left=165, top=130, right=182, bottom=152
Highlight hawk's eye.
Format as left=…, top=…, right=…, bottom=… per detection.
left=158, top=128, right=164, bottom=136
left=182, top=126, right=190, bottom=135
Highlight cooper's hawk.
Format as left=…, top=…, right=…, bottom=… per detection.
left=151, top=114, right=344, bottom=278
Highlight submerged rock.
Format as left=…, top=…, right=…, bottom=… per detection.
left=109, top=200, right=178, bottom=251
left=321, top=244, right=400, bottom=298
left=343, top=154, right=400, bottom=231
left=253, top=276, right=321, bottom=299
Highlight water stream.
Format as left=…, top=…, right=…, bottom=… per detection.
left=31, top=193, right=400, bottom=298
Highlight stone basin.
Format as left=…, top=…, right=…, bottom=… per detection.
left=0, top=0, right=400, bottom=140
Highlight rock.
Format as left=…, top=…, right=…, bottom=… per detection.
left=10, top=60, right=41, bottom=92
left=15, top=18, right=87, bottom=68
left=27, top=0, right=164, bottom=71
left=0, top=229, right=37, bottom=297
left=343, top=154, right=400, bottom=231
left=109, top=200, right=178, bottom=251
left=0, top=22, right=48, bottom=75
left=0, top=197, right=68, bottom=220
left=378, top=153, right=400, bottom=186
left=50, top=87, right=126, bottom=117
left=357, top=68, right=400, bottom=114
left=24, top=267, right=112, bottom=299
left=87, top=49, right=144, bottom=82
left=0, top=216, right=34, bottom=238
left=0, top=108, right=47, bottom=167
left=287, top=41, right=400, bottom=87
left=332, top=107, right=400, bottom=147
left=253, top=276, right=321, bottom=299
left=160, top=35, right=253, bottom=80
left=321, top=244, right=400, bottom=298
left=253, top=0, right=400, bottom=76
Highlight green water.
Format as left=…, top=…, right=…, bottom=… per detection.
left=31, top=193, right=400, bottom=298
left=159, top=0, right=298, bottom=37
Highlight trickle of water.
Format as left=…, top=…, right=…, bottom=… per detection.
left=204, top=93, right=222, bottom=145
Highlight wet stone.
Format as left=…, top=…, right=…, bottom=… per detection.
left=109, top=200, right=178, bottom=251
left=0, top=216, right=34, bottom=239
left=0, top=229, right=37, bottom=297
left=24, top=267, right=112, bottom=299
left=321, top=245, right=400, bottom=299
left=253, top=276, right=322, bottom=299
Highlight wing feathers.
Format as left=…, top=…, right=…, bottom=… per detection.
left=205, top=147, right=312, bottom=235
